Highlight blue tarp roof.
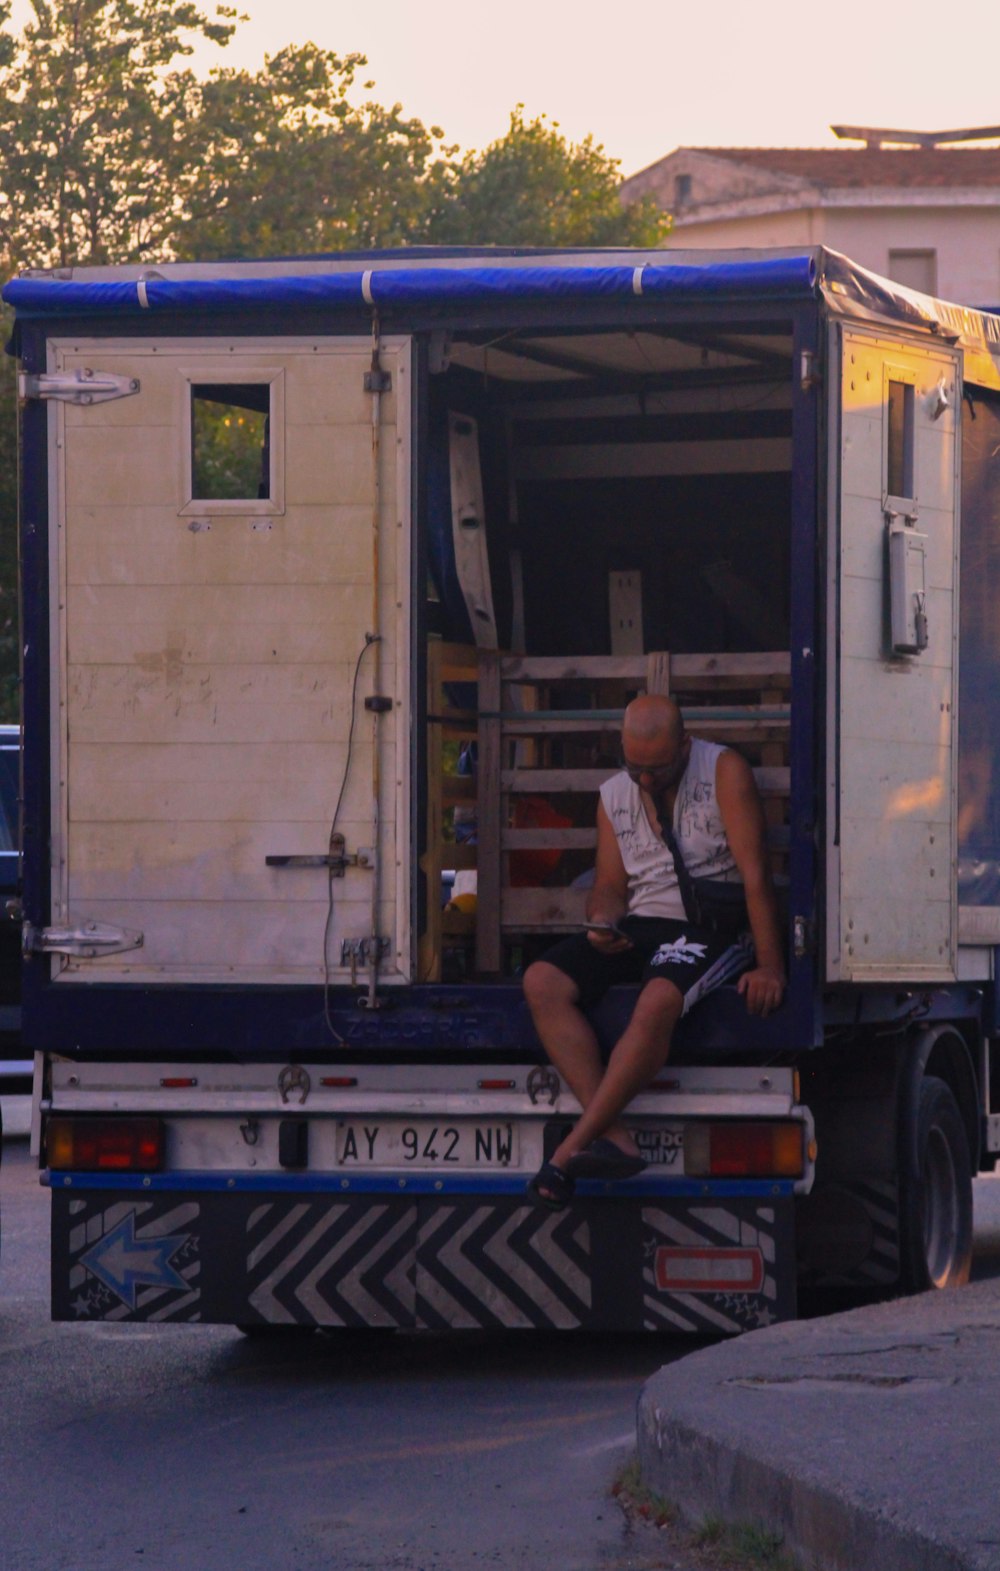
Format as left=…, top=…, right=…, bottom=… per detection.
left=3, top=255, right=818, bottom=315
left=6, top=248, right=1000, bottom=389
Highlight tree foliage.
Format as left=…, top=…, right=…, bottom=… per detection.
left=174, top=44, right=449, bottom=258
left=0, top=10, right=667, bottom=268
left=0, top=4, right=670, bottom=719
left=0, top=0, right=236, bottom=268
left=428, top=108, right=669, bottom=248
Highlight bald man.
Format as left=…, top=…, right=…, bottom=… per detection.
left=523, top=694, right=786, bottom=1208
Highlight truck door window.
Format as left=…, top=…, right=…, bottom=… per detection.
left=191, top=383, right=270, bottom=500
left=885, top=376, right=915, bottom=504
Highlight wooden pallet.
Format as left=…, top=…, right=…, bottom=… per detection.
left=475, top=651, right=792, bottom=974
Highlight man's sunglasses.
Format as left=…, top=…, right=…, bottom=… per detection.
left=619, top=749, right=687, bottom=786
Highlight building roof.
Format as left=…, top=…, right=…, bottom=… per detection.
left=622, top=146, right=1000, bottom=201
left=681, top=147, right=1000, bottom=189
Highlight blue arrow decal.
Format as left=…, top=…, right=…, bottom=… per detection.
left=80, top=1212, right=190, bottom=1310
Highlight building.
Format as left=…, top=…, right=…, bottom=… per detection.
left=621, top=126, right=1000, bottom=307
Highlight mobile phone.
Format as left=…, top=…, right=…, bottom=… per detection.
left=574, top=920, right=628, bottom=937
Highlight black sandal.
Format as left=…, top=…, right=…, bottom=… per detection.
left=526, top=1160, right=575, bottom=1210
left=564, top=1137, right=647, bottom=1181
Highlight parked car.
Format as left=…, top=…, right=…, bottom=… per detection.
left=0, top=724, right=28, bottom=1093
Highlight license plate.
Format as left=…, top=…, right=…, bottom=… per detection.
left=336, top=1119, right=518, bottom=1169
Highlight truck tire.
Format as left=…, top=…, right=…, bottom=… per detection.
left=900, top=1075, right=973, bottom=1292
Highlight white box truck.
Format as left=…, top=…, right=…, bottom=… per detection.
left=5, top=246, right=998, bottom=1333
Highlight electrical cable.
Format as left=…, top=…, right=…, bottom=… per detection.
left=322, top=632, right=381, bottom=1041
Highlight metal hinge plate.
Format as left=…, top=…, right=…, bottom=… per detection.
left=24, top=919, right=144, bottom=958
left=19, top=369, right=141, bottom=405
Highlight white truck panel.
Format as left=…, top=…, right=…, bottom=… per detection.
left=49, top=336, right=412, bottom=984
left=828, top=328, right=960, bottom=983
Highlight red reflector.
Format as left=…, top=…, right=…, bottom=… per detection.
left=160, top=1077, right=197, bottom=1088
left=684, top=1120, right=804, bottom=1178
left=712, top=1124, right=776, bottom=1176
left=46, top=1116, right=164, bottom=1173
left=477, top=1079, right=516, bottom=1090
left=319, top=1076, right=359, bottom=1087
left=655, top=1246, right=764, bottom=1295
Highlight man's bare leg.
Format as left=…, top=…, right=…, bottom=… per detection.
left=522, top=959, right=619, bottom=1200
left=524, top=964, right=683, bottom=1173
left=547, top=977, right=684, bottom=1171
left=523, top=960, right=607, bottom=1115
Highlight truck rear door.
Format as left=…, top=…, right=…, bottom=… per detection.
left=827, top=325, right=961, bottom=982
left=44, top=334, right=411, bottom=985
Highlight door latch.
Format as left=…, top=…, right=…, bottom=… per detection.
left=340, top=936, right=390, bottom=984
left=266, top=835, right=375, bottom=878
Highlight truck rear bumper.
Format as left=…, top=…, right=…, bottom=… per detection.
left=51, top=1180, right=796, bottom=1334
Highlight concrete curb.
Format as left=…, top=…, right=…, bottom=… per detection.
left=637, top=1280, right=1000, bottom=1571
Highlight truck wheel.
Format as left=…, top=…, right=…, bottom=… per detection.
left=901, top=1075, right=973, bottom=1292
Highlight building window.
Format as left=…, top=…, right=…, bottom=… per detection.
left=887, top=249, right=937, bottom=295
left=674, top=173, right=692, bottom=207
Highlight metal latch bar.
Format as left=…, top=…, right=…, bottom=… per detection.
left=266, top=834, right=374, bottom=879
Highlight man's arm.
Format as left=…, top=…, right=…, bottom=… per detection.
left=585, top=802, right=631, bottom=950
left=715, top=750, right=786, bottom=1016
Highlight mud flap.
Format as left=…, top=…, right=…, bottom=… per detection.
left=52, top=1188, right=796, bottom=1332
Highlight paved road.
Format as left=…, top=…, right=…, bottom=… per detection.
left=0, top=1137, right=693, bottom=1571
left=2, top=1117, right=999, bottom=1571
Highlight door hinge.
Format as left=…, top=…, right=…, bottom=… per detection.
left=266, top=834, right=375, bottom=878
left=800, top=350, right=821, bottom=392
left=19, top=369, right=141, bottom=405
left=24, top=919, right=144, bottom=958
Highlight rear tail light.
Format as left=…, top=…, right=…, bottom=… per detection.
left=46, top=1116, right=165, bottom=1173
left=684, top=1120, right=804, bottom=1179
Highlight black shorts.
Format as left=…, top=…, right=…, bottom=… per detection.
left=539, top=916, right=753, bottom=1013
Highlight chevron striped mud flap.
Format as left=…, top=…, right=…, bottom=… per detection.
left=51, top=1189, right=796, bottom=1332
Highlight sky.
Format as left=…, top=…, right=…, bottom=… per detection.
left=7, top=0, right=1000, bottom=176
left=168, top=0, right=1000, bottom=177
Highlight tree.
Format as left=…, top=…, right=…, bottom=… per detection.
left=0, top=10, right=669, bottom=718
left=427, top=108, right=669, bottom=249
left=173, top=43, right=448, bottom=259
left=0, top=0, right=239, bottom=719
left=0, top=0, right=236, bottom=269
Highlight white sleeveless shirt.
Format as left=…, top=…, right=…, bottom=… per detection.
left=599, top=738, right=741, bottom=920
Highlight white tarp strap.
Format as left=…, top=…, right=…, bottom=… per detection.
left=632, top=267, right=646, bottom=296
left=361, top=270, right=375, bottom=306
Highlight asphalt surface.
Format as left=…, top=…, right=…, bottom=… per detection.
left=0, top=1118, right=697, bottom=1571
left=7, top=1105, right=998, bottom=1571
left=639, top=1211, right=1000, bottom=1571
